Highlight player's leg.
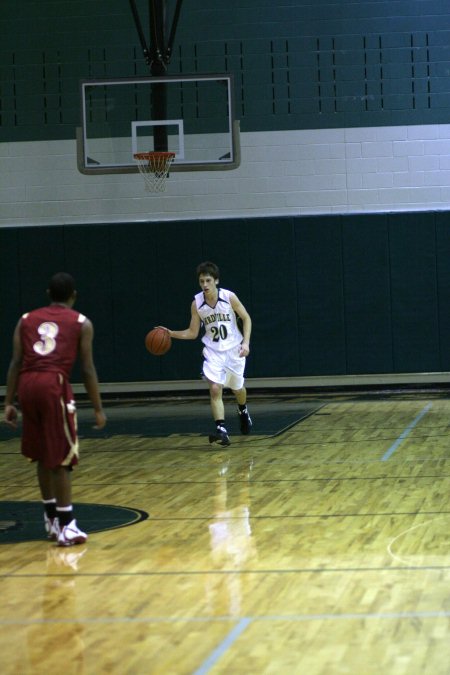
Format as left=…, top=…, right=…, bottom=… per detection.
left=231, top=385, right=252, bottom=434
left=202, top=347, right=230, bottom=446
left=209, top=380, right=225, bottom=421
left=234, top=386, right=247, bottom=406
left=53, top=466, right=86, bottom=547
left=18, top=373, right=59, bottom=540
left=228, top=352, right=252, bottom=435
left=37, top=460, right=86, bottom=545
left=208, top=380, right=230, bottom=446
left=38, top=375, right=86, bottom=546
left=36, top=461, right=59, bottom=541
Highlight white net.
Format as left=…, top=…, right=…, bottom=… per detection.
left=133, top=152, right=176, bottom=192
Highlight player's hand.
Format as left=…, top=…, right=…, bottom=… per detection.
left=93, top=409, right=107, bottom=429
left=156, top=326, right=172, bottom=336
left=239, top=342, right=250, bottom=357
left=4, top=404, right=18, bottom=429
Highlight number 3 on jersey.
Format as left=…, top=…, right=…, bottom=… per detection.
left=33, top=322, right=59, bottom=355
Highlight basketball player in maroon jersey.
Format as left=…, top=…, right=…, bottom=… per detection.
left=4, top=272, right=106, bottom=546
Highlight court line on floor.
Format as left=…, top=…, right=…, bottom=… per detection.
left=387, top=516, right=446, bottom=565
left=2, top=609, right=449, bottom=674
left=381, top=402, right=432, bottom=461
left=193, top=617, right=251, bottom=675
left=5, top=559, right=450, bottom=576
left=1, top=608, right=449, bottom=627
left=193, top=608, right=450, bottom=674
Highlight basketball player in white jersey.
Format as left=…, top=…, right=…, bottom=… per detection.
left=161, top=261, right=252, bottom=446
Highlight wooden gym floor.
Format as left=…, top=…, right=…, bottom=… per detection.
left=0, top=390, right=449, bottom=674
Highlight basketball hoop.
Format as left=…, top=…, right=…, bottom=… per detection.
left=133, top=151, right=176, bottom=192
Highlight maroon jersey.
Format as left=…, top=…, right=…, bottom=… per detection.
left=20, top=305, right=86, bottom=378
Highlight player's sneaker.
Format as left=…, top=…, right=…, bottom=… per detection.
left=57, top=519, right=87, bottom=547
left=238, top=407, right=252, bottom=435
left=209, top=425, right=231, bottom=447
left=44, top=514, right=59, bottom=541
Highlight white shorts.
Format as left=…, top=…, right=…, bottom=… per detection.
left=202, top=344, right=246, bottom=390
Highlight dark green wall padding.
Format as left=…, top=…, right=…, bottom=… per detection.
left=2, top=1, right=450, bottom=141
left=2, top=211, right=450, bottom=384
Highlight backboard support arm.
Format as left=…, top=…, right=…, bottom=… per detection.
left=165, top=0, right=183, bottom=61
left=129, top=0, right=151, bottom=67
left=129, top=0, right=184, bottom=71
left=149, top=0, right=165, bottom=70
left=129, top=1, right=185, bottom=151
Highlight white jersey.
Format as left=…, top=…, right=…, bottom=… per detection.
left=195, top=288, right=243, bottom=352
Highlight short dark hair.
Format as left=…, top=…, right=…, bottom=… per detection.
left=48, top=272, right=76, bottom=302
left=196, top=261, right=220, bottom=280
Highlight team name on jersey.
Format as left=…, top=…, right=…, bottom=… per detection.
left=203, top=312, right=231, bottom=325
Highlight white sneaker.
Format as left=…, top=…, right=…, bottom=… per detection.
left=44, top=514, right=59, bottom=541
left=57, top=519, right=87, bottom=547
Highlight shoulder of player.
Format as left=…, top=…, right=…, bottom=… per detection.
left=56, top=306, right=90, bottom=324
left=192, top=293, right=206, bottom=312
left=80, top=314, right=93, bottom=329
left=226, top=290, right=241, bottom=307
left=217, top=288, right=236, bottom=302
left=76, top=311, right=89, bottom=323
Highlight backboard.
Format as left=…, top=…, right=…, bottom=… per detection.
left=77, top=74, right=240, bottom=174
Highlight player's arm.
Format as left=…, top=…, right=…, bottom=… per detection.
left=158, top=300, right=201, bottom=340
left=231, top=293, right=252, bottom=357
left=78, top=319, right=106, bottom=429
left=4, top=319, right=23, bottom=428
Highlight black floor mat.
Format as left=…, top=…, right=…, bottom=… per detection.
left=0, top=397, right=324, bottom=441
left=78, top=398, right=323, bottom=438
left=0, top=500, right=148, bottom=544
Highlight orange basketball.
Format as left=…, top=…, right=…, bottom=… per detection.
left=145, top=327, right=172, bottom=356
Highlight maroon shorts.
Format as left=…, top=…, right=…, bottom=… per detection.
left=18, top=371, right=79, bottom=469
